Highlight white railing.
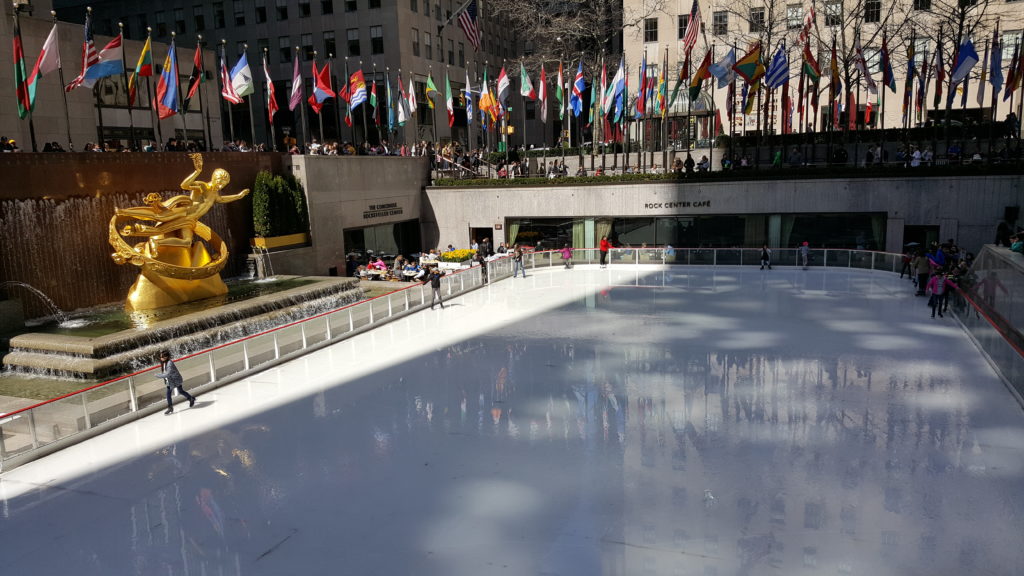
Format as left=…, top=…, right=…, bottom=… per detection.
left=0, top=247, right=905, bottom=472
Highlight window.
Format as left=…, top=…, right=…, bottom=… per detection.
left=302, top=33, right=314, bottom=59
left=447, top=39, right=454, bottom=64
left=712, top=11, right=727, bottom=36
left=276, top=0, right=288, bottom=20
left=824, top=0, right=841, bottom=26
left=412, top=28, right=420, bottom=56
left=321, top=0, right=334, bottom=14
left=155, top=11, right=167, bottom=36
left=369, top=0, right=381, bottom=7
left=324, top=31, right=336, bottom=57
left=255, top=0, right=267, bottom=23
left=1004, top=31, right=1023, bottom=63
left=411, top=0, right=417, bottom=11
left=136, top=14, right=147, bottom=35
left=193, top=5, right=205, bottom=31
left=174, top=8, right=186, bottom=33
left=864, top=0, right=881, bottom=23
left=913, top=0, right=930, bottom=9
left=424, top=0, right=429, bottom=16
left=787, top=5, right=803, bottom=29
left=300, top=0, right=311, bottom=17
left=347, top=28, right=360, bottom=56
left=865, top=47, right=880, bottom=71
left=345, top=0, right=357, bottom=11
left=749, top=8, right=764, bottom=33
left=458, top=42, right=465, bottom=67
left=436, top=35, right=443, bottom=61
left=913, top=38, right=930, bottom=65
left=257, top=38, right=269, bottom=60
left=214, top=2, right=225, bottom=28
left=371, top=26, right=384, bottom=54
left=424, top=32, right=432, bottom=60
left=435, top=2, right=441, bottom=20
left=279, top=36, right=291, bottom=63
left=644, top=18, right=658, bottom=43
left=234, top=1, right=246, bottom=25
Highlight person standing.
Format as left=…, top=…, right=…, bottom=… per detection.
left=799, top=241, right=810, bottom=269
left=759, top=244, right=772, bottom=270
left=913, top=250, right=931, bottom=296
left=560, top=244, right=573, bottom=269
left=156, top=351, right=196, bottom=415
left=926, top=273, right=956, bottom=318
left=424, top=267, right=445, bottom=309
left=599, top=236, right=611, bottom=268
left=475, top=249, right=489, bottom=284
left=512, top=244, right=527, bottom=278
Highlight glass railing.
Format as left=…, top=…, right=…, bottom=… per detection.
left=3, top=246, right=1008, bottom=472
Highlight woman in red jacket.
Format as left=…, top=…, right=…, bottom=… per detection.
left=599, top=236, right=611, bottom=268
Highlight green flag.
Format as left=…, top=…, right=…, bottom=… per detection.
left=425, top=74, right=438, bottom=109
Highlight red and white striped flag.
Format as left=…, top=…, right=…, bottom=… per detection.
left=681, top=0, right=701, bottom=54
left=263, top=53, right=278, bottom=124
left=65, top=11, right=98, bottom=92
left=457, top=0, right=481, bottom=52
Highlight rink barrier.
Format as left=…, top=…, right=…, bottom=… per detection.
left=0, top=247, right=1009, bottom=472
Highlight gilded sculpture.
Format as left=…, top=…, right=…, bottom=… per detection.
left=109, top=154, right=249, bottom=310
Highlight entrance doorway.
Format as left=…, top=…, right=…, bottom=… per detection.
left=903, top=225, right=939, bottom=252
left=470, top=227, right=493, bottom=248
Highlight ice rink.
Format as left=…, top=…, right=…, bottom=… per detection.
left=2, top=266, right=1024, bottom=576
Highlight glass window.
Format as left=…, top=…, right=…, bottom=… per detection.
left=322, top=0, right=334, bottom=14
left=435, top=2, right=441, bottom=20
left=865, top=47, right=880, bottom=71
left=276, top=0, right=288, bottom=20
left=234, top=1, right=246, bottom=25
left=300, top=0, right=311, bottom=17
left=371, top=26, right=384, bottom=55
left=255, top=0, right=267, bottom=23
left=787, top=5, right=803, bottom=29
left=913, top=0, right=930, bottom=9
left=302, top=33, right=314, bottom=60
left=458, top=42, right=464, bottom=67
left=324, top=31, right=336, bottom=58
left=447, top=38, right=454, bottom=64
left=864, top=0, right=881, bottom=23
left=279, top=36, right=291, bottom=63
left=678, top=14, right=689, bottom=39
left=437, top=35, right=443, bottom=61
left=712, top=11, right=727, bottom=36
left=155, top=11, right=167, bottom=37
left=410, top=0, right=417, bottom=11
left=644, top=18, right=658, bottom=43
left=412, top=28, right=420, bottom=56
left=174, top=8, right=186, bottom=33
left=824, top=0, right=841, bottom=26
left=424, top=31, right=432, bottom=59
left=345, top=0, right=357, bottom=11
left=193, top=5, right=205, bottom=31
left=347, top=28, right=360, bottom=57
left=214, top=2, right=225, bottom=28
left=913, top=38, right=930, bottom=66
left=369, top=0, right=381, bottom=7
left=749, top=8, right=764, bottom=33
left=424, top=0, right=429, bottom=16
left=1004, top=31, right=1022, bottom=63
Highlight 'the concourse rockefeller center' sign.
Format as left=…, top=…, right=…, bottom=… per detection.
left=363, top=202, right=404, bottom=219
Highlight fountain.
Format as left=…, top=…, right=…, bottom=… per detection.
left=1, top=281, right=69, bottom=326
left=0, top=154, right=363, bottom=382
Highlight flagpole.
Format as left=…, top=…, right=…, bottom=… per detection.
left=296, top=48, right=308, bottom=150
left=198, top=37, right=213, bottom=151
left=12, top=3, right=37, bottom=151
left=265, top=48, right=276, bottom=150
left=312, top=51, right=323, bottom=144
left=241, top=44, right=256, bottom=147
left=709, top=44, right=715, bottom=173
left=147, top=68, right=162, bottom=147
left=373, top=62, right=383, bottom=145
left=988, top=32, right=1000, bottom=161
left=338, top=54, right=347, bottom=144
left=522, top=60, right=528, bottom=166
left=359, top=61, right=369, bottom=146
left=220, top=40, right=235, bottom=144
left=50, top=11, right=74, bottom=151
left=173, top=33, right=189, bottom=145
left=117, top=22, right=137, bottom=150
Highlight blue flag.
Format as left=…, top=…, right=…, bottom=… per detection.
left=764, top=44, right=789, bottom=89
left=570, top=61, right=585, bottom=117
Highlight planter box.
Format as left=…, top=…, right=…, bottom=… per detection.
left=437, top=261, right=472, bottom=270
left=251, top=232, right=310, bottom=251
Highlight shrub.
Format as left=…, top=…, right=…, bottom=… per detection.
left=252, top=170, right=310, bottom=237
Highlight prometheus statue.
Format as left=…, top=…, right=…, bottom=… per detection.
left=109, top=154, right=250, bottom=310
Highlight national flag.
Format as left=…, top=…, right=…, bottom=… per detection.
left=604, top=58, right=625, bottom=113
left=829, top=37, right=841, bottom=100
left=496, top=66, right=510, bottom=107
left=903, top=36, right=916, bottom=121
left=155, top=39, right=179, bottom=119
left=1004, top=42, right=1019, bottom=102
left=934, top=36, right=945, bottom=107
left=743, top=80, right=759, bottom=115
left=65, top=11, right=98, bottom=92
left=709, top=48, right=736, bottom=89
left=479, top=68, right=497, bottom=122
left=801, top=42, right=820, bottom=84
left=425, top=73, right=438, bottom=109
left=520, top=62, right=535, bottom=99
left=765, top=43, right=789, bottom=89
left=220, top=48, right=242, bottom=104
left=916, top=54, right=928, bottom=120
left=598, top=59, right=607, bottom=117
left=308, top=60, right=335, bottom=114
left=13, top=13, right=30, bottom=119
left=457, top=0, right=482, bottom=52
left=989, top=24, right=1003, bottom=97
left=570, top=60, right=585, bottom=117
left=556, top=61, right=564, bottom=120
left=680, top=0, right=701, bottom=54
left=797, top=5, right=816, bottom=46
left=397, top=71, right=408, bottom=126
left=79, top=33, right=124, bottom=89
left=636, top=53, right=647, bottom=118
left=444, top=70, right=454, bottom=127
left=733, top=42, right=765, bottom=84
left=289, top=52, right=303, bottom=111
left=656, top=62, right=667, bottom=115
left=184, top=43, right=204, bottom=104
left=950, top=39, right=979, bottom=85
left=465, top=69, right=474, bottom=124
left=349, top=69, right=367, bottom=108
left=370, top=81, right=379, bottom=124
left=977, top=39, right=988, bottom=107
left=538, top=66, right=547, bottom=123
left=853, top=34, right=876, bottom=94
left=408, top=76, right=417, bottom=111
left=263, top=53, right=278, bottom=125
left=688, top=49, right=712, bottom=101
left=387, top=74, right=396, bottom=130
left=880, top=35, right=896, bottom=93
left=230, top=51, right=254, bottom=97
left=26, top=22, right=61, bottom=113
left=847, top=92, right=856, bottom=130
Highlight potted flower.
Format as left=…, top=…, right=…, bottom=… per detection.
left=437, top=249, right=476, bottom=270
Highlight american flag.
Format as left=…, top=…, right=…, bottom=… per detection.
left=65, top=11, right=99, bottom=92
left=457, top=0, right=481, bottom=52
left=681, top=0, right=701, bottom=54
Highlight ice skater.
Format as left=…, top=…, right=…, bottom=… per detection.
left=560, top=244, right=573, bottom=269
left=799, top=241, right=810, bottom=269
left=599, top=236, right=611, bottom=268
left=424, top=267, right=445, bottom=309
left=512, top=245, right=527, bottom=278
left=156, top=351, right=195, bottom=414
left=926, top=273, right=956, bottom=318
left=759, top=244, right=772, bottom=270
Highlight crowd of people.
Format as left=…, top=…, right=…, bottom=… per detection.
left=901, top=240, right=974, bottom=319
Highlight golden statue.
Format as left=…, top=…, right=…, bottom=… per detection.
left=109, top=154, right=250, bottom=310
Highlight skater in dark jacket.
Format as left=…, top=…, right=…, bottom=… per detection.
left=156, top=351, right=196, bottom=414
left=424, top=267, right=445, bottom=309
